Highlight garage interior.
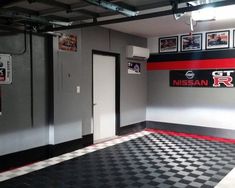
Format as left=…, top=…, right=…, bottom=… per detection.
left=0, top=0, right=235, bottom=187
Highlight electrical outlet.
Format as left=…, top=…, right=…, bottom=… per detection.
left=76, top=86, right=80, bottom=94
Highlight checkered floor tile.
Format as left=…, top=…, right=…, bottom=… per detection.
left=1, top=130, right=235, bottom=188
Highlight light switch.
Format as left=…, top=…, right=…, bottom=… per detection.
left=76, top=86, right=80, bottom=94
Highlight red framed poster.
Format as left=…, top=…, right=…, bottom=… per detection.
left=58, top=34, right=77, bottom=52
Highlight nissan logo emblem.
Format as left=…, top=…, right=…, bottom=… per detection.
left=185, top=71, right=195, bottom=79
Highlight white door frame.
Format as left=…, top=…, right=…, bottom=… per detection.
left=92, top=50, right=120, bottom=142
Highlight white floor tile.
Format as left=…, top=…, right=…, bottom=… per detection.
left=215, top=168, right=235, bottom=188
left=0, top=131, right=150, bottom=182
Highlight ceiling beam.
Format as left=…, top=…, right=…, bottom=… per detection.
left=7, top=6, right=39, bottom=15
left=68, top=11, right=118, bottom=22
left=0, top=0, right=25, bottom=8
left=69, top=15, right=91, bottom=22
left=67, top=1, right=188, bottom=23
left=0, top=23, right=47, bottom=36
left=84, top=0, right=138, bottom=16
left=136, top=0, right=196, bottom=11
left=44, top=15, right=70, bottom=22
left=0, top=31, right=19, bottom=36
left=114, top=2, right=136, bottom=11
left=28, top=0, right=71, bottom=10
left=39, top=1, right=89, bottom=15
left=39, top=0, right=194, bottom=18
left=0, top=24, right=25, bottom=32
left=0, top=7, right=56, bottom=26
left=68, top=9, right=100, bottom=18
left=45, top=0, right=235, bottom=32
left=39, top=0, right=122, bottom=16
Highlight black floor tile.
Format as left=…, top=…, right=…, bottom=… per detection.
left=1, top=133, right=235, bottom=188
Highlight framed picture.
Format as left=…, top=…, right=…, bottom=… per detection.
left=181, top=33, right=202, bottom=52
left=206, top=30, right=230, bottom=50
left=128, top=62, right=141, bottom=74
left=159, top=36, right=178, bottom=53
left=58, top=34, right=77, bottom=52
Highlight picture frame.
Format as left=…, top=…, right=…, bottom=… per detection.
left=128, top=62, right=141, bottom=74
left=181, top=33, right=202, bottom=52
left=159, top=36, right=178, bottom=53
left=206, top=30, right=230, bottom=50
left=58, top=34, right=78, bottom=52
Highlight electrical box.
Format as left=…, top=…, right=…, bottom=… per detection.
left=0, top=54, right=12, bottom=84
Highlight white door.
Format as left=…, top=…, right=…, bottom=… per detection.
left=93, top=54, right=116, bottom=142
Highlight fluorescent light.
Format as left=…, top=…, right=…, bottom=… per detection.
left=49, top=21, right=73, bottom=26
left=192, top=4, right=235, bottom=22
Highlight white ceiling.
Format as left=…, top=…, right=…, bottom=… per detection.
left=103, top=14, right=235, bottom=38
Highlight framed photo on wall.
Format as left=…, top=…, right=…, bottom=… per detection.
left=181, top=33, right=202, bottom=52
left=159, top=36, right=178, bottom=53
left=128, top=62, right=141, bottom=74
left=206, top=30, right=230, bottom=49
left=58, top=34, right=78, bottom=52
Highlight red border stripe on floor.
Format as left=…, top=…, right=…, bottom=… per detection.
left=145, top=128, right=235, bottom=144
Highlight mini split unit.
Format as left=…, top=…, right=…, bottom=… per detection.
left=126, top=45, right=150, bottom=60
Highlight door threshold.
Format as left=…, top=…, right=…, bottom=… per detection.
left=94, top=136, right=119, bottom=144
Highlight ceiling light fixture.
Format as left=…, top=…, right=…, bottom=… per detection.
left=215, top=5, right=235, bottom=20
left=191, top=7, right=215, bottom=21
left=49, top=21, right=73, bottom=27
left=191, top=4, right=235, bottom=22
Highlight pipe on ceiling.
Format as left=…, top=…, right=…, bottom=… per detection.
left=45, top=0, right=235, bottom=32
left=84, top=0, right=138, bottom=17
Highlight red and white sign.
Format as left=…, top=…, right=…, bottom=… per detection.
left=170, top=69, right=235, bottom=88
left=0, top=54, right=12, bottom=84
left=212, top=70, right=234, bottom=87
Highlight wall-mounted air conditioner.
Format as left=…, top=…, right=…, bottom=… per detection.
left=126, top=45, right=150, bottom=60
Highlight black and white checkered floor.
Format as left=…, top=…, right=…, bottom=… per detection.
left=1, top=130, right=235, bottom=188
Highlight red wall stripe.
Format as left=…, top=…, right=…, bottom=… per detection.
left=147, top=58, right=235, bottom=70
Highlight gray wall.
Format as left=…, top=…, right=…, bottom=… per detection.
left=147, top=70, right=235, bottom=130
left=54, top=27, right=147, bottom=139
left=81, top=27, right=147, bottom=134
left=52, top=30, right=83, bottom=144
left=147, top=28, right=235, bottom=131
left=110, top=30, right=147, bottom=128
left=0, top=26, right=147, bottom=155
left=0, top=34, right=48, bottom=155
left=80, top=27, right=110, bottom=135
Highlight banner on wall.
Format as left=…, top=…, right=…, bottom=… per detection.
left=58, top=34, right=77, bottom=52
left=170, top=69, right=235, bottom=88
